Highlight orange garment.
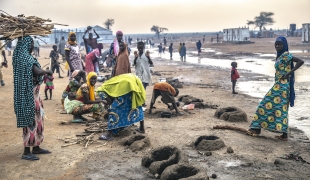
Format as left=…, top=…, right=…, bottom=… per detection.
left=113, top=43, right=131, bottom=77
left=153, top=82, right=176, bottom=96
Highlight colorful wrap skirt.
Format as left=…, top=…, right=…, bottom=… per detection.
left=99, top=92, right=144, bottom=134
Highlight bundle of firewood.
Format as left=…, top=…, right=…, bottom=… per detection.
left=0, top=10, right=67, bottom=48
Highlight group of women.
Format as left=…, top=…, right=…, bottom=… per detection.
left=12, top=31, right=303, bottom=161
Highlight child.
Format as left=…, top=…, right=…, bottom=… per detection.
left=49, top=45, right=63, bottom=78
left=231, top=62, right=240, bottom=94
left=61, top=70, right=86, bottom=108
left=44, top=67, right=54, bottom=100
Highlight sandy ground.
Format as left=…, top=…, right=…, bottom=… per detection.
left=0, top=37, right=310, bottom=180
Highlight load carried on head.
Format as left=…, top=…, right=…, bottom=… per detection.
left=0, top=10, right=67, bottom=48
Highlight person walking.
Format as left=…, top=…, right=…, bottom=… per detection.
left=0, top=41, right=8, bottom=86
left=58, top=36, right=66, bottom=62
left=157, top=43, right=163, bottom=57
left=50, top=45, right=63, bottom=78
left=180, top=43, right=186, bottom=62
left=33, top=36, right=40, bottom=57
left=6, top=40, right=12, bottom=56
left=196, top=40, right=202, bottom=55
left=169, top=43, right=173, bottom=60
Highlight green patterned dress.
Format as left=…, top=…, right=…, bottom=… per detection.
left=250, top=52, right=292, bottom=133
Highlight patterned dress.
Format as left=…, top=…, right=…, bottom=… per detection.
left=65, top=44, right=83, bottom=78
left=99, top=92, right=144, bottom=134
left=250, top=52, right=292, bottom=133
left=23, top=85, right=44, bottom=147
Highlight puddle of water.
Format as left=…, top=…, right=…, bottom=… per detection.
left=260, top=54, right=276, bottom=57
left=138, top=47, right=310, bottom=137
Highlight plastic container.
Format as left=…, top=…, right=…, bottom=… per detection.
left=183, top=104, right=195, bottom=110
left=159, top=78, right=166, bottom=82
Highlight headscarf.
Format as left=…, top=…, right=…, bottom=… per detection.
left=12, top=35, right=43, bottom=128
left=275, top=36, right=295, bottom=107
left=86, top=72, right=97, bottom=101
left=71, top=70, right=80, bottom=78
left=68, top=32, right=77, bottom=45
left=116, top=31, right=123, bottom=36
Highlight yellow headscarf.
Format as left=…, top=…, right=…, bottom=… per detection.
left=87, top=72, right=97, bottom=101
left=67, top=32, right=77, bottom=45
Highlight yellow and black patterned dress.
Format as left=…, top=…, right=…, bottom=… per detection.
left=250, top=52, right=292, bottom=133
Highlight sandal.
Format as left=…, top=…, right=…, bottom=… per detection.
left=246, top=129, right=260, bottom=137
left=275, top=135, right=288, bottom=141
left=21, top=153, right=40, bottom=161
left=32, top=148, right=51, bottom=154
left=135, top=127, right=145, bottom=134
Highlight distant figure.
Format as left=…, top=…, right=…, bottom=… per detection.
left=58, top=36, right=66, bottom=61
left=163, top=46, right=166, bottom=54
left=203, top=35, right=205, bottom=43
left=196, top=40, right=202, bottom=55
left=178, top=43, right=182, bottom=60
left=83, top=27, right=100, bottom=54
left=169, top=43, right=173, bottom=60
left=0, top=41, right=7, bottom=86
left=125, top=36, right=128, bottom=43
left=55, top=37, right=58, bottom=44
left=128, top=36, right=132, bottom=45
left=164, top=37, right=167, bottom=46
left=216, top=33, right=219, bottom=43
left=211, top=38, right=213, bottom=43
left=231, top=62, right=239, bottom=94
left=157, top=43, right=163, bottom=57
left=180, top=43, right=186, bottom=62
left=33, top=36, right=40, bottom=57
left=6, top=40, right=12, bottom=56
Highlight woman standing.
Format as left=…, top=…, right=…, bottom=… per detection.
left=13, top=36, right=53, bottom=160
left=247, top=37, right=304, bottom=141
left=112, top=42, right=131, bottom=77
left=85, top=43, right=103, bottom=74
left=65, top=32, right=84, bottom=79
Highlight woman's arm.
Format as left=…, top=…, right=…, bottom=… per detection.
left=65, top=50, right=74, bottom=72
left=33, top=65, right=53, bottom=76
left=282, top=56, right=304, bottom=79
left=82, top=91, right=106, bottom=104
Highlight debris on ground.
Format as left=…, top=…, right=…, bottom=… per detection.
left=214, top=106, right=247, bottom=122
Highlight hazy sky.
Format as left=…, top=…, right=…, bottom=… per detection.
left=1, top=0, right=309, bottom=34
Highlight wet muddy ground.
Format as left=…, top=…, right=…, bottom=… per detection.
left=1, top=37, right=310, bottom=180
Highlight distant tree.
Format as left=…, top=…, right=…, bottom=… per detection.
left=247, top=12, right=275, bottom=33
left=104, top=18, right=115, bottom=30
left=150, top=25, right=168, bottom=39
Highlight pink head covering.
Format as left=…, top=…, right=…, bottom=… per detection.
left=71, top=70, right=80, bottom=78
left=116, top=31, right=123, bottom=35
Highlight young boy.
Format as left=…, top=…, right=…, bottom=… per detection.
left=148, top=82, right=183, bottom=116
left=49, top=45, right=63, bottom=78
left=231, top=62, right=240, bottom=94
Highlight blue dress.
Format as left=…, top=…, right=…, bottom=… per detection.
left=99, top=92, right=144, bottom=134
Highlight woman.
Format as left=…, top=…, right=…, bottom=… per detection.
left=13, top=35, right=53, bottom=160
left=61, top=70, right=86, bottom=109
left=112, top=42, right=131, bottom=77
left=65, top=32, right=84, bottom=79
left=73, top=72, right=106, bottom=122
left=247, top=36, right=304, bottom=141
left=96, top=73, right=146, bottom=140
left=85, top=43, right=103, bottom=74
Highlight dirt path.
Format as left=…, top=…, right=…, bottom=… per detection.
left=0, top=42, right=309, bottom=180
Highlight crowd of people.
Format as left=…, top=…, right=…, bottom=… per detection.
left=0, top=28, right=304, bottom=161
